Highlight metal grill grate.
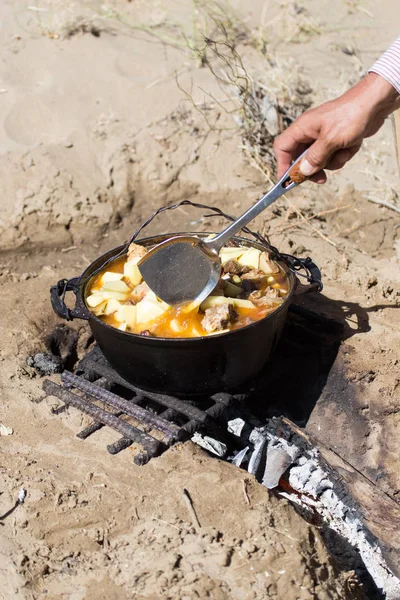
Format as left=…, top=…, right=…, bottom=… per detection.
left=42, top=346, right=244, bottom=465
left=41, top=305, right=343, bottom=465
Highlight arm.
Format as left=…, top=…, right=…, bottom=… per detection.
left=274, top=39, right=400, bottom=183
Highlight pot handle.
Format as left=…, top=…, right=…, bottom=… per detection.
left=50, top=278, right=90, bottom=321
left=287, top=256, right=323, bottom=295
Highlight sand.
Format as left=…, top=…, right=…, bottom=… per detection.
left=0, top=0, right=399, bottom=598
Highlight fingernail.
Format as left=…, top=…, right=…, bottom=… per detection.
left=299, top=158, right=315, bottom=177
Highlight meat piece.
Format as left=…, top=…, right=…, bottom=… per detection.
left=242, top=316, right=254, bottom=327
left=223, top=260, right=252, bottom=276
left=130, top=282, right=150, bottom=303
left=241, top=269, right=268, bottom=291
left=264, top=286, right=280, bottom=298
left=249, top=288, right=280, bottom=307
left=201, top=303, right=238, bottom=333
left=127, top=242, right=147, bottom=262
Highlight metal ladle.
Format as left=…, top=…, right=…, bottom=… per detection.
left=138, top=150, right=308, bottom=307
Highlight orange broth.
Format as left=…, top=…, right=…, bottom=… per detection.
left=88, top=254, right=290, bottom=338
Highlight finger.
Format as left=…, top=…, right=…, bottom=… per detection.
left=275, top=144, right=308, bottom=179
left=299, top=136, right=338, bottom=177
left=274, top=115, right=320, bottom=178
left=324, top=144, right=362, bottom=171
left=309, top=170, right=327, bottom=184
left=274, top=145, right=293, bottom=180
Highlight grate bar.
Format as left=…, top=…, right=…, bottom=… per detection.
left=107, top=437, right=133, bottom=455
left=83, top=358, right=210, bottom=423
left=182, top=397, right=231, bottom=435
left=43, top=379, right=164, bottom=460
left=77, top=419, right=111, bottom=439
left=43, top=348, right=247, bottom=463
left=76, top=376, right=118, bottom=439
left=77, top=411, right=124, bottom=439
left=62, top=371, right=182, bottom=442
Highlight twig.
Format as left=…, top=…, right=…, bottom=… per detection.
left=233, top=561, right=250, bottom=570
left=285, top=199, right=338, bottom=248
left=152, top=517, right=180, bottom=530
left=276, top=204, right=352, bottom=234
left=242, top=479, right=250, bottom=505
left=356, top=5, right=374, bottom=18
left=241, top=145, right=274, bottom=184
left=263, top=524, right=301, bottom=542
left=183, top=488, right=201, bottom=528
left=365, top=196, right=400, bottom=214
left=0, top=488, right=26, bottom=522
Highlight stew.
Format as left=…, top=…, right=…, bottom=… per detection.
left=86, top=240, right=290, bottom=338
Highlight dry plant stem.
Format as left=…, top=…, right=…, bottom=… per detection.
left=285, top=198, right=338, bottom=248
left=242, top=479, right=250, bottom=505
left=365, top=196, right=400, bottom=214
left=183, top=488, right=201, bottom=528
left=152, top=518, right=180, bottom=530
left=241, top=145, right=274, bottom=185
left=175, top=74, right=234, bottom=133
left=359, top=168, right=399, bottom=199
left=276, top=204, right=352, bottom=234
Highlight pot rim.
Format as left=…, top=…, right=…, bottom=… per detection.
left=80, top=232, right=296, bottom=343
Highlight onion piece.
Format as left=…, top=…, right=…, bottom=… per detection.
left=201, top=296, right=254, bottom=311
left=86, top=293, right=106, bottom=308
left=219, top=247, right=245, bottom=264
left=237, top=248, right=260, bottom=269
left=101, top=272, right=124, bottom=284
left=101, top=280, right=131, bottom=293
left=117, top=304, right=137, bottom=327
left=103, top=298, right=122, bottom=315
left=124, top=261, right=142, bottom=287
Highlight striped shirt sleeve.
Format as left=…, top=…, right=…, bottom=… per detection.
left=369, top=37, right=400, bottom=94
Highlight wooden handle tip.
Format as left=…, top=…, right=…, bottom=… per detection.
left=288, top=163, right=307, bottom=184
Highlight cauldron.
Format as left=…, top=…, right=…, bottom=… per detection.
left=51, top=233, right=320, bottom=395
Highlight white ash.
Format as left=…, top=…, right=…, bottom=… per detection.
left=27, top=352, right=63, bottom=375
left=289, top=456, right=333, bottom=497
left=270, top=436, right=400, bottom=600
left=262, top=446, right=293, bottom=489
left=247, top=437, right=267, bottom=476
left=249, top=426, right=269, bottom=446
left=191, top=434, right=227, bottom=458
left=227, top=417, right=246, bottom=437
left=201, top=415, right=400, bottom=596
left=265, top=433, right=300, bottom=462
left=229, top=447, right=249, bottom=467
left=18, top=488, right=26, bottom=504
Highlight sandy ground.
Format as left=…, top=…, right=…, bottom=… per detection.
left=0, top=0, right=399, bottom=598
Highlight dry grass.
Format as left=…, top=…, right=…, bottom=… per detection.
left=15, top=0, right=360, bottom=248
left=170, top=4, right=313, bottom=178
left=15, top=0, right=312, bottom=180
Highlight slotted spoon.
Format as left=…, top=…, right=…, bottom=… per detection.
left=138, top=151, right=308, bottom=307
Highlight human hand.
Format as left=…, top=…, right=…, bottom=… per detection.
left=274, top=73, right=400, bottom=183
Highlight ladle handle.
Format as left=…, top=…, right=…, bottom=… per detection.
left=205, top=150, right=308, bottom=253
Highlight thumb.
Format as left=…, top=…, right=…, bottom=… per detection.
left=299, top=137, right=337, bottom=177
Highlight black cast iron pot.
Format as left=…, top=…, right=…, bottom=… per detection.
left=50, top=233, right=321, bottom=396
